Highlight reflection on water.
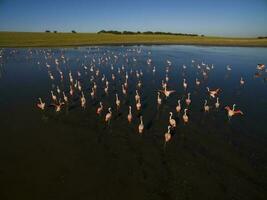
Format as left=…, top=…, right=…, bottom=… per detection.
left=0, top=45, right=267, bottom=200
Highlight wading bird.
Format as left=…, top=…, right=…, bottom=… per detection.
left=164, top=126, right=172, bottom=143
left=105, top=107, right=112, bottom=124
left=225, top=104, right=243, bottom=120
left=37, top=98, right=45, bottom=110
left=169, top=112, right=176, bottom=127
left=176, top=100, right=181, bottom=113
left=138, top=116, right=144, bottom=134
left=96, top=102, right=103, bottom=115
left=207, top=87, right=220, bottom=98
left=127, top=106, right=132, bottom=123
left=183, top=109, right=189, bottom=123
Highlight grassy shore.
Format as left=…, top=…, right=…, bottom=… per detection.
left=1, top=32, right=267, bottom=47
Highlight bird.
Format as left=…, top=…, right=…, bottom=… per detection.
left=195, top=78, right=200, bottom=86
left=226, top=65, right=232, bottom=71
left=115, top=93, right=120, bottom=109
left=169, top=112, right=176, bottom=127
left=105, top=107, right=112, bottom=124
left=159, top=87, right=175, bottom=99
left=225, top=104, right=243, bottom=119
left=90, top=87, right=95, bottom=99
left=256, top=64, right=265, bottom=70
left=176, top=100, right=181, bottom=113
left=122, top=84, right=127, bottom=95
left=135, top=90, right=140, bottom=102
left=96, top=102, right=103, bottom=115
left=136, top=98, right=142, bottom=111
left=69, top=86, right=74, bottom=96
left=56, top=86, right=61, bottom=94
left=183, top=79, right=187, bottom=90
left=138, top=116, right=144, bottom=134
left=63, top=92, right=68, bottom=103
left=204, top=100, right=209, bottom=112
left=127, top=106, right=132, bottom=123
left=206, top=87, right=220, bottom=98
left=157, top=92, right=162, bottom=105
left=51, top=100, right=64, bottom=112
left=186, top=93, right=191, bottom=106
left=37, top=98, right=45, bottom=110
left=51, top=91, right=57, bottom=102
left=240, top=77, right=245, bottom=85
left=215, top=97, right=220, bottom=109
left=80, top=92, right=86, bottom=109
left=164, top=126, right=172, bottom=143
left=183, top=109, right=189, bottom=123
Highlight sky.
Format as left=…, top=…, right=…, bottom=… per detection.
left=0, top=0, right=267, bottom=37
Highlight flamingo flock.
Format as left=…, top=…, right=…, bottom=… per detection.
left=31, top=46, right=256, bottom=145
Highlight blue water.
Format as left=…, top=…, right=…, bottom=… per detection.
left=0, top=45, right=266, bottom=200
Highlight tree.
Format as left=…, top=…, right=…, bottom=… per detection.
left=72, top=30, right=77, bottom=33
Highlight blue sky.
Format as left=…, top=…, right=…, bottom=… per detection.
left=0, top=0, right=267, bottom=37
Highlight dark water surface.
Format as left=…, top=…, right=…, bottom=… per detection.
left=0, top=45, right=267, bottom=200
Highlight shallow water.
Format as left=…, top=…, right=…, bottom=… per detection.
left=0, top=45, right=267, bottom=200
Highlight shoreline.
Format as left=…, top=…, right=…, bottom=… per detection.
left=1, top=32, right=267, bottom=48
left=1, top=42, right=267, bottom=48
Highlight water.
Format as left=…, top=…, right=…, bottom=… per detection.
left=0, top=45, right=266, bottom=200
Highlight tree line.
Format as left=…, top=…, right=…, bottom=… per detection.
left=97, top=30, right=200, bottom=36
left=45, top=30, right=77, bottom=33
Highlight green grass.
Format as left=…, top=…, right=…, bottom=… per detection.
left=1, top=32, right=267, bottom=47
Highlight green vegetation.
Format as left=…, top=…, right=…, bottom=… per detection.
left=97, top=30, right=199, bottom=36
left=0, top=32, right=267, bottom=47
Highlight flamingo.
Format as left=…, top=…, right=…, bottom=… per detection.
left=81, top=92, right=86, bottom=109
left=176, top=100, right=181, bottom=113
left=137, top=80, right=142, bottom=88
left=63, top=92, right=68, bottom=103
left=104, top=85, right=109, bottom=95
left=127, top=106, right=132, bottom=123
left=225, top=104, right=243, bottom=119
left=51, top=91, right=57, bottom=102
left=206, top=87, right=220, bottom=98
left=56, top=86, right=60, bottom=94
left=165, top=74, right=169, bottom=82
left=37, top=98, right=45, bottom=110
left=105, top=107, right=112, bottom=124
left=183, top=79, right=187, bottom=90
left=204, top=100, right=209, bottom=112
left=186, top=93, right=191, bottom=106
left=51, top=100, right=64, bottom=112
left=69, top=86, right=74, bottom=96
left=135, top=90, right=140, bottom=102
left=122, top=85, right=127, bottom=95
left=115, top=93, right=120, bottom=109
left=136, top=98, right=141, bottom=111
left=256, top=64, right=265, bottom=70
left=164, top=126, right=172, bottom=143
left=138, top=116, right=144, bottom=134
left=157, top=92, right=162, bottom=106
left=169, top=112, right=176, bottom=128
left=159, top=87, right=175, bottom=99
left=183, top=109, right=189, bottom=123
left=226, top=65, right=232, bottom=71
left=96, top=102, right=103, bottom=115
left=195, top=78, right=200, bottom=86
left=215, top=97, right=220, bottom=109
left=240, top=77, right=245, bottom=85
left=90, top=88, right=95, bottom=99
